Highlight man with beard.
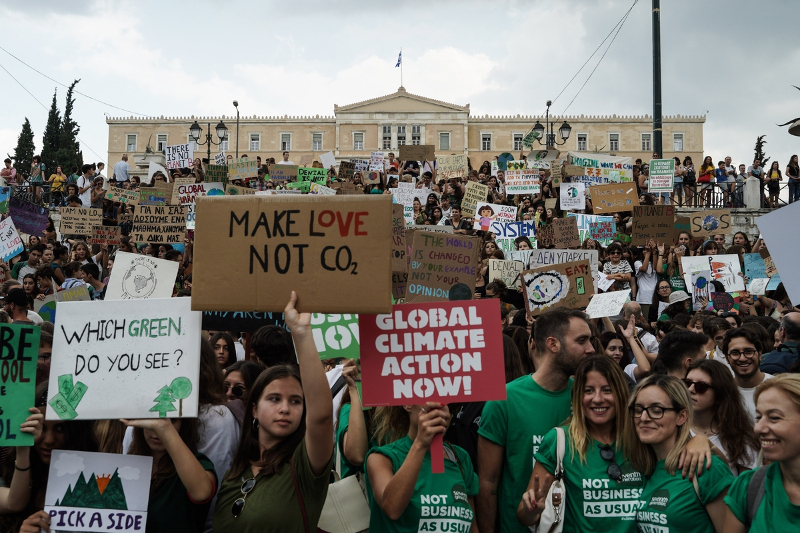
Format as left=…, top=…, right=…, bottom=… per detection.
left=476, top=308, right=595, bottom=533
left=723, top=327, right=773, bottom=421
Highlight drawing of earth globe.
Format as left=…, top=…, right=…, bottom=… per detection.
left=122, top=263, right=157, bottom=298
left=207, top=188, right=225, bottom=196
left=701, top=216, right=719, bottom=232
left=568, top=187, right=578, bottom=198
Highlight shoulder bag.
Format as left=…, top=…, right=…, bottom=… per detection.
left=316, top=440, right=370, bottom=533
left=537, top=426, right=566, bottom=533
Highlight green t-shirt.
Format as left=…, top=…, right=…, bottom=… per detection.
left=636, top=456, right=733, bottom=533
left=364, top=436, right=478, bottom=533
left=534, top=426, right=643, bottom=533
left=335, top=402, right=376, bottom=478
left=724, top=462, right=800, bottom=532
left=212, top=439, right=333, bottom=533
left=147, top=452, right=217, bottom=533
left=661, top=264, right=686, bottom=291
left=477, top=374, right=573, bottom=533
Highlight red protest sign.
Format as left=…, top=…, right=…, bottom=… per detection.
left=359, top=300, right=507, bottom=406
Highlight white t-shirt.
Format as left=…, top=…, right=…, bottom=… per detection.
left=634, top=259, right=658, bottom=304
left=276, top=160, right=295, bottom=165
left=739, top=373, right=774, bottom=422
left=689, top=429, right=758, bottom=475
left=77, top=175, right=92, bottom=206
left=113, top=160, right=130, bottom=182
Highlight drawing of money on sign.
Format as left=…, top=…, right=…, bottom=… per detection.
left=49, top=374, right=87, bottom=420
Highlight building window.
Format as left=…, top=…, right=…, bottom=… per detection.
left=397, top=125, right=406, bottom=146
left=220, top=132, right=229, bottom=152
left=382, top=125, right=392, bottom=150
left=513, top=133, right=523, bottom=151
left=280, top=133, right=291, bottom=151
left=156, top=134, right=167, bottom=152
left=353, top=132, right=364, bottom=151
left=482, top=133, right=492, bottom=151
left=673, top=133, right=684, bottom=152
left=577, top=133, right=588, bottom=151
left=641, top=133, right=652, bottom=152
left=609, top=133, right=620, bottom=152
left=126, top=134, right=137, bottom=152
left=411, top=125, right=421, bottom=145
left=312, top=133, right=322, bottom=151
left=186, top=134, right=198, bottom=152
left=439, top=132, right=450, bottom=151
left=249, top=133, right=260, bottom=151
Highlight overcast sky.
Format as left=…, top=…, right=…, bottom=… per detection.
left=1, top=0, right=798, bottom=168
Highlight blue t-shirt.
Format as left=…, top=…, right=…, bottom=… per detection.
left=715, top=168, right=728, bottom=182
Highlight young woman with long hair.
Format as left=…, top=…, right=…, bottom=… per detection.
left=684, top=359, right=759, bottom=474
left=627, top=374, right=733, bottom=533
left=698, top=155, right=715, bottom=207
left=649, top=279, right=673, bottom=326
left=786, top=154, right=800, bottom=204
left=211, top=331, right=238, bottom=368
left=765, top=161, right=782, bottom=208
left=732, top=231, right=752, bottom=253
left=212, top=293, right=333, bottom=532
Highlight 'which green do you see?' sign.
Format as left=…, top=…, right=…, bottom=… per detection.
left=0, top=323, right=40, bottom=445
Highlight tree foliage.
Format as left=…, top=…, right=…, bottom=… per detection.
left=754, top=135, right=770, bottom=169
left=9, top=118, right=35, bottom=176
left=40, top=89, right=61, bottom=175
left=56, top=80, right=83, bottom=172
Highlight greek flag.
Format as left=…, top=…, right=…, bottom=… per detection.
left=395, top=51, right=402, bottom=67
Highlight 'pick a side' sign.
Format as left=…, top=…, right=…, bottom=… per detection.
left=359, top=300, right=506, bottom=406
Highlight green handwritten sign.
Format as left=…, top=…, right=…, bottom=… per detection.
left=0, top=324, right=40, bottom=445
left=311, top=314, right=360, bottom=360
left=297, top=167, right=327, bottom=184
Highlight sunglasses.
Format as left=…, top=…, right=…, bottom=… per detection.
left=682, top=379, right=714, bottom=395
left=231, top=477, right=256, bottom=518
left=225, top=383, right=246, bottom=397
left=598, top=444, right=622, bottom=481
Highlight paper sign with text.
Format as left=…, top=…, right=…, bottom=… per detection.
left=585, top=290, right=631, bottom=319
left=488, top=259, right=524, bottom=289
left=105, top=187, right=139, bottom=205
left=504, top=168, right=540, bottom=194
left=0, top=217, right=24, bottom=262
left=690, top=209, right=732, bottom=237
left=589, top=182, right=639, bottom=213
left=214, top=151, right=226, bottom=165
left=681, top=254, right=745, bottom=292
left=46, top=298, right=201, bottom=420
left=407, top=232, right=480, bottom=303
left=437, top=154, right=468, bottom=179
left=191, top=195, right=393, bottom=314
left=359, top=300, right=507, bottom=406
left=0, top=323, right=39, bottom=445
left=566, top=213, right=616, bottom=246
left=59, top=208, right=102, bottom=236
left=104, top=252, right=179, bottom=301
left=631, top=205, right=677, bottom=245
left=130, top=205, right=186, bottom=244
left=312, top=314, right=360, bottom=360
left=473, top=202, right=517, bottom=231
left=89, top=226, right=121, bottom=247
left=560, top=183, right=586, bottom=210
left=522, top=260, right=594, bottom=316
left=648, top=159, right=675, bottom=193
left=461, top=182, right=489, bottom=219
left=228, top=158, right=259, bottom=181
left=164, top=143, right=193, bottom=169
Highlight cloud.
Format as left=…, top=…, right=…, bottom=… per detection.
left=53, top=453, right=84, bottom=477
left=117, top=466, right=141, bottom=480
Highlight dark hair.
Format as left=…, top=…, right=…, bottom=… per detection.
left=224, top=360, right=264, bottom=396
left=652, top=330, right=708, bottom=374
left=534, top=307, right=589, bottom=354
left=164, top=249, right=182, bottom=261
left=199, top=337, right=229, bottom=406
left=703, top=317, right=731, bottom=338
left=503, top=325, right=534, bottom=374
left=79, top=262, right=100, bottom=280
left=718, top=311, right=742, bottom=327
left=502, top=334, right=527, bottom=383
left=600, top=331, right=631, bottom=367
left=53, top=245, right=69, bottom=260
left=81, top=163, right=92, bottom=174
left=129, top=417, right=199, bottom=495
left=66, top=194, right=82, bottom=205
left=63, top=261, right=83, bottom=278
left=722, top=326, right=764, bottom=355
left=210, top=332, right=237, bottom=369
left=227, top=365, right=306, bottom=479
left=251, top=325, right=294, bottom=367
left=781, top=313, right=800, bottom=342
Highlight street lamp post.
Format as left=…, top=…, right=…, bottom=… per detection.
left=233, top=100, right=239, bottom=159
left=189, top=120, right=228, bottom=163
left=531, top=100, right=572, bottom=150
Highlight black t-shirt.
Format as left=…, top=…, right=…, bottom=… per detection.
left=403, top=161, right=420, bottom=173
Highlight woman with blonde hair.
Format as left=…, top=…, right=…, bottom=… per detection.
left=627, top=374, right=733, bottom=533
left=723, top=374, right=800, bottom=532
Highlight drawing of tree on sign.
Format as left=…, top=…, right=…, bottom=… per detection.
left=149, top=377, right=192, bottom=417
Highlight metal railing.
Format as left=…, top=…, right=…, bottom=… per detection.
left=654, top=181, right=794, bottom=209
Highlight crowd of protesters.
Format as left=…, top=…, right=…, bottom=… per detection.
left=0, top=146, right=798, bottom=533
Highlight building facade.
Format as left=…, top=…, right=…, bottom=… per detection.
left=106, top=87, right=705, bottom=171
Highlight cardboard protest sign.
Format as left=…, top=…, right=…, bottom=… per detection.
left=399, top=145, right=435, bottom=161
left=756, top=203, right=800, bottom=304
left=461, top=182, right=489, bottom=219
left=57, top=285, right=91, bottom=304
left=437, top=154, right=468, bottom=179
left=89, top=226, right=121, bottom=247
left=225, top=184, right=256, bottom=196
left=309, top=182, right=337, bottom=195
left=563, top=164, right=585, bottom=177
left=0, top=217, right=24, bottom=261
left=560, top=183, right=585, bottom=210
left=0, top=323, right=39, bottom=445
left=488, top=259, right=524, bottom=289
left=44, top=451, right=153, bottom=533
left=165, top=143, right=193, bottom=169
left=298, top=167, right=327, bottom=184
left=319, top=151, right=337, bottom=170
left=681, top=254, right=745, bottom=292
left=299, top=155, right=314, bottom=167
left=392, top=204, right=407, bottom=272
left=567, top=213, right=616, bottom=246
left=392, top=272, right=407, bottom=301
left=267, top=164, right=298, bottom=181
left=202, top=311, right=286, bottom=332
left=359, top=300, right=507, bottom=406
left=191, top=195, right=393, bottom=314
left=759, top=247, right=778, bottom=277
left=522, top=260, right=594, bottom=316
left=311, top=314, right=360, bottom=360
left=9, top=197, right=48, bottom=236
left=473, top=202, right=516, bottom=231
left=178, top=182, right=225, bottom=230
left=338, top=161, right=355, bottom=181
left=59, top=208, right=102, bottom=236
left=552, top=217, right=581, bottom=248
left=690, top=209, right=732, bottom=237
left=170, top=177, right=196, bottom=199
left=46, top=298, right=201, bottom=420
left=139, top=190, right=167, bottom=206
left=104, top=252, right=179, bottom=301
left=363, top=171, right=381, bottom=185
left=129, top=205, right=186, bottom=244
left=504, top=168, right=540, bottom=194
left=205, top=164, right=228, bottom=185
left=648, top=159, right=675, bottom=193
left=407, top=232, right=480, bottom=303
left=536, top=223, right=555, bottom=248
left=152, top=180, right=177, bottom=205
left=105, top=186, right=139, bottom=205
left=631, top=205, right=677, bottom=246
left=228, top=158, right=259, bottom=181
left=585, top=290, right=631, bottom=319
left=590, top=182, right=639, bottom=213
left=691, top=270, right=712, bottom=309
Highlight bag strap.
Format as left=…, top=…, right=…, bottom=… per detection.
left=554, top=427, right=565, bottom=480
left=289, top=461, right=310, bottom=533
left=444, top=442, right=465, bottom=480
left=745, top=465, right=769, bottom=530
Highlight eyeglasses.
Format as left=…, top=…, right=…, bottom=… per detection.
left=224, top=383, right=246, bottom=397
left=609, top=251, right=621, bottom=255
left=682, top=379, right=714, bottom=395
left=598, top=444, right=622, bottom=481
left=630, top=405, right=681, bottom=419
left=658, top=286, right=671, bottom=291
left=727, top=348, right=757, bottom=360
left=231, top=477, right=256, bottom=518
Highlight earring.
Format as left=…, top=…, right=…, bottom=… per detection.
left=252, top=418, right=259, bottom=430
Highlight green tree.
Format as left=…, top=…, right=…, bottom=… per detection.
left=56, top=79, right=83, bottom=172
left=754, top=135, right=770, bottom=169
left=149, top=385, right=176, bottom=417
left=9, top=117, right=35, bottom=176
left=40, top=89, right=61, bottom=176
left=169, top=377, right=192, bottom=417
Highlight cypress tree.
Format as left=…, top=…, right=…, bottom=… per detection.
left=754, top=135, right=770, bottom=169
left=40, top=89, right=61, bottom=175
left=56, top=79, right=83, bottom=171
left=9, top=118, right=35, bottom=175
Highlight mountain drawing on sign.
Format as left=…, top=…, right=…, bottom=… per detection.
left=54, top=469, right=128, bottom=510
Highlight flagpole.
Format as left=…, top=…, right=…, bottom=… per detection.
left=400, top=47, right=403, bottom=87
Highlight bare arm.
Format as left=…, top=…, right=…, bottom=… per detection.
left=620, top=316, right=652, bottom=377
left=341, top=359, right=368, bottom=467
left=0, top=409, right=42, bottom=512
left=476, top=436, right=504, bottom=533
left=722, top=506, right=746, bottom=533
left=706, top=490, right=729, bottom=533
left=516, top=461, right=554, bottom=526
left=285, top=291, right=334, bottom=476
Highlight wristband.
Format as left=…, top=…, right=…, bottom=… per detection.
left=15, top=461, right=31, bottom=471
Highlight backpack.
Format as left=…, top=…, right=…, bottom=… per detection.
left=444, top=401, right=485, bottom=467
left=744, top=466, right=768, bottom=530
